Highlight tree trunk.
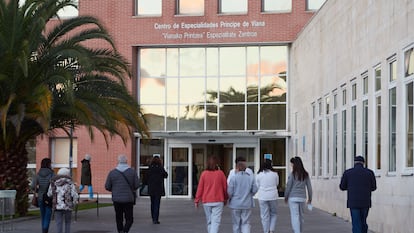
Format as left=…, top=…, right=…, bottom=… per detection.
left=0, top=147, right=30, bottom=216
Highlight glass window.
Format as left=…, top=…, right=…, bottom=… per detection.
left=406, top=83, right=414, bottom=167
left=351, top=83, right=357, bottom=101
left=312, top=122, right=316, bottom=176
left=405, top=48, right=414, bottom=77
left=220, top=104, right=245, bottom=130
left=333, top=113, right=338, bottom=176
left=180, top=48, right=205, bottom=77
left=390, top=59, right=397, bottom=81
left=318, top=119, right=322, bottom=176
left=306, top=0, right=326, bottom=11
left=342, top=110, right=347, bottom=171
left=139, top=46, right=287, bottom=132
left=375, top=96, right=381, bottom=170
left=136, top=0, right=162, bottom=16
left=262, top=0, right=291, bottom=12
left=363, top=74, right=368, bottom=95
left=325, top=117, right=330, bottom=175
left=220, top=47, right=246, bottom=76
left=51, top=138, right=78, bottom=167
left=140, top=77, right=166, bottom=104
left=363, top=100, right=368, bottom=162
left=342, top=89, right=347, bottom=105
left=389, top=87, right=397, bottom=172
left=260, top=103, right=286, bottom=130
left=325, top=96, right=330, bottom=114
left=177, top=0, right=204, bottom=15
left=333, top=93, right=337, bottom=110
left=375, top=66, right=381, bottom=91
left=351, top=106, right=356, bottom=159
left=220, top=0, right=248, bottom=14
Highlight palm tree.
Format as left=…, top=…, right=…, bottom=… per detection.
left=0, top=0, right=149, bottom=215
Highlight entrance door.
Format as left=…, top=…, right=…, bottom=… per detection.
left=169, top=146, right=191, bottom=197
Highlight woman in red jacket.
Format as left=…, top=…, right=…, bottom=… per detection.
left=194, top=156, right=228, bottom=233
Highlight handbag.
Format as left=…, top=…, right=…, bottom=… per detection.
left=31, top=193, right=39, bottom=207
left=43, top=192, right=53, bottom=207
left=117, top=170, right=137, bottom=205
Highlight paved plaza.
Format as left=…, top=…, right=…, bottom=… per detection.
left=5, top=198, right=373, bottom=233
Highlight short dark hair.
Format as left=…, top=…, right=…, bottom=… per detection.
left=41, top=158, right=51, bottom=168
left=235, top=156, right=246, bottom=163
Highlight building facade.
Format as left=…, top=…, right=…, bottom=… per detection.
left=35, top=0, right=322, bottom=200
left=290, top=0, right=414, bottom=232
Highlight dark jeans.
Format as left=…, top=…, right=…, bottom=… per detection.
left=113, top=202, right=134, bottom=233
left=350, top=208, right=369, bottom=233
left=39, top=198, right=52, bottom=232
left=150, top=195, right=161, bottom=222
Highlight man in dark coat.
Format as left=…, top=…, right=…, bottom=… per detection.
left=80, top=154, right=94, bottom=199
left=340, top=156, right=377, bottom=233
left=147, top=154, right=168, bottom=224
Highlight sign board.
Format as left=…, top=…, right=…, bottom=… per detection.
left=264, top=153, right=272, bottom=160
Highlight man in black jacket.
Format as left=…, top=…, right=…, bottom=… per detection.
left=340, top=156, right=377, bottom=233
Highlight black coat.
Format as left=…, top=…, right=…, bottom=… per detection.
left=147, top=164, right=168, bottom=196
left=81, top=159, right=92, bottom=185
left=339, top=163, right=377, bottom=208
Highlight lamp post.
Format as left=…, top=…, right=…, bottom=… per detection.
left=69, top=122, right=74, bottom=177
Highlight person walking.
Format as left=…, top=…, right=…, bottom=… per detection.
left=79, top=154, right=94, bottom=200
left=105, top=154, right=139, bottom=233
left=147, top=154, right=168, bottom=224
left=227, top=159, right=258, bottom=233
left=47, top=167, right=78, bottom=233
left=284, top=156, right=313, bottom=233
left=31, top=158, right=54, bottom=233
left=256, top=159, right=279, bottom=233
left=194, top=155, right=228, bottom=233
left=340, top=156, right=377, bottom=233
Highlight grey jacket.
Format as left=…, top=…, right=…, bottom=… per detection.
left=285, top=173, right=313, bottom=201
left=105, top=166, right=139, bottom=203
left=31, top=168, right=54, bottom=201
left=227, top=171, right=258, bottom=209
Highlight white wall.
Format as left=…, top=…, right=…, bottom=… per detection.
left=289, top=0, right=414, bottom=232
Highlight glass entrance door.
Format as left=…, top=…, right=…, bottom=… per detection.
left=235, top=147, right=256, bottom=172
left=170, top=146, right=191, bottom=197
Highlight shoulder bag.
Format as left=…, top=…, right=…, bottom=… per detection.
left=117, top=170, right=137, bottom=205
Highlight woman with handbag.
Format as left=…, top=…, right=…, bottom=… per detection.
left=31, top=158, right=54, bottom=233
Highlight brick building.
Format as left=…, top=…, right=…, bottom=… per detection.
left=34, top=0, right=321, bottom=200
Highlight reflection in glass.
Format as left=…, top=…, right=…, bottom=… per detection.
left=137, top=0, right=162, bottom=15
left=206, top=104, right=218, bottom=130
left=177, top=0, right=204, bottom=15
left=220, top=0, right=248, bottom=13
left=139, top=46, right=288, bottom=132
left=247, top=104, right=258, bottom=130
left=375, top=67, right=381, bottom=91
left=207, top=48, right=219, bottom=76
left=166, top=77, right=179, bottom=104
left=220, top=77, right=246, bottom=100
left=166, top=105, right=178, bottom=131
left=140, top=77, right=165, bottom=104
left=260, top=46, right=287, bottom=75
left=219, top=104, right=245, bottom=130
left=220, top=47, right=246, bottom=76
left=180, top=48, right=205, bottom=76
left=180, top=77, right=205, bottom=104
left=376, top=96, right=381, bottom=169
left=263, top=0, right=291, bottom=12
left=179, top=105, right=204, bottom=131
left=389, top=88, right=397, bottom=171
left=142, top=105, right=165, bottom=131
left=405, top=48, right=414, bottom=77
left=167, top=48, right=179, bottom=76
left=260, top=76, right=286, bottom=102
left=260, top=104, right=286, bottom=130
left=140, top=48, right=165, bottom=77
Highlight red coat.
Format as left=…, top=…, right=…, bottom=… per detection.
left=195, top=170, right=228, bottom=204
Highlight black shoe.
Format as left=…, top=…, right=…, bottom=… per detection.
left=155, top=221, right=160, bottom=224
